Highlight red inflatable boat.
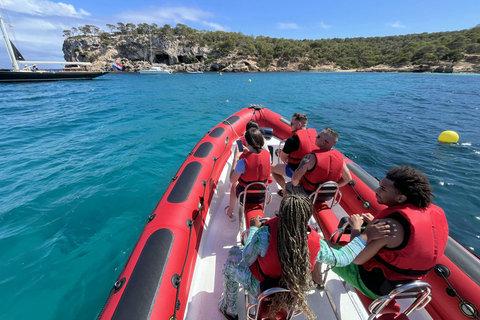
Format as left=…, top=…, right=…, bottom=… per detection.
left=98, top=105, right=480, bottom=320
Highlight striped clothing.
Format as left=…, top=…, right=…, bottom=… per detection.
left=219, top=225, right=367, bottom=317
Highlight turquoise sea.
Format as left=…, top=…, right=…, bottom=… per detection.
left=0, top=72, right=479, bottom=319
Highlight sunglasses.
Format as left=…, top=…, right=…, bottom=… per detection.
left=317, top=134, right=329, bottom=143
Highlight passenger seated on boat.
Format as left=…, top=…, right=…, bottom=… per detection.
left=328, top=166, right=449, bottom=300
left=271, top=113, right=317, bottom=196
left=239, top=120, right=260, bottom=146
left=225, top=128, right=271, bottom=222
left=285, top=127, right=352, bottom=197
left=219, top=194, right=391, bottom=320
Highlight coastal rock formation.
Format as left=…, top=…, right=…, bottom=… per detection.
left=63, top=35, right=480, bottom=74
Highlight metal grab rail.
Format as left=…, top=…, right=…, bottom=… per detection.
left=368, top=281, right=432, bottom=320
left=309, top=181, right=341, bottom=209
left=238, top=182, right=271, bottom=216
left=247, top=287, right=302, bottom=320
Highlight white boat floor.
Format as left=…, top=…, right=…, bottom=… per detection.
left=184, top=137, right=432, bottom=320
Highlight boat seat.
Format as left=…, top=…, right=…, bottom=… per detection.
left=309, top=181, right=341, bottom=209
left=364, top=281, right=432, bottom=320
left=259, top=127, right=273, bottom=140
left=238, top=182, right=272, bottom=230
left=328, top=215, right=367, bottom=245
left=247, top=287, right=302, bottom=320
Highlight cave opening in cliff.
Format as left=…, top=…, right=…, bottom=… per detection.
left=154, top=53, right=170, bottom=65
left=177, top=55, right=187, bottom=63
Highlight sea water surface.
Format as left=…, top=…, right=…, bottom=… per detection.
left=0, top=72, right=479, bottom=319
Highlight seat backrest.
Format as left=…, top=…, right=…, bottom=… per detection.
left=239, top=182, right=271, bottom=218
left=309, top=181, right=341, bottom=209
left=367, top=281, right=432, bottom=320
left=247, top=287, right=302, bottom=320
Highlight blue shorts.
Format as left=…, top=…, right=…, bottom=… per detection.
left=285, top=165, right=294, bottom=178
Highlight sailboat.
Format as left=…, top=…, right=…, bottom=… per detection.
left=0, top=12, right=108, bottom=82
left=139, top=29, right=172, bottom=75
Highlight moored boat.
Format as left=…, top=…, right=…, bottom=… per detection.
left=0, top=12, right=107, bottom=82
left=97, top=105, right=480, bottom=320
left=139, top=28, right=173, bottom=75
left=139, top=65, right=173, bottom=75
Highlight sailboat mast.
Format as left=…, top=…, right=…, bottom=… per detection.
left=149, top=28, right=153, bottom=64
left=0, top=12, right=20, bottom=71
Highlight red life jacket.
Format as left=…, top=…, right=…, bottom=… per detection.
left=249, top=217, right=321, bottom=282
left=363, top=204, right=448, bottom=281
left=288, top=128, right=317, bottom=165
left=239, top=149, right=271, bottom=186
left=300, top=149, right=344, bottom=192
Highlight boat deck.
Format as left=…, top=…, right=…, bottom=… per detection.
left=184, top=136, right=433, bottom=320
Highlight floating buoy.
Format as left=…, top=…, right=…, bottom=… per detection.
left=249, top=79, right=251, bottom=82
left=220, top=72, right=222, bottom=75
left=438, top=130, right=459, bottom=143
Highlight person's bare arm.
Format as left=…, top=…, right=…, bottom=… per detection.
left=354, top=218, right=403, bottom=264
left=291, top=154, right=315, bottom=186
left=336, top=162, right=352, bottom=188
left=230, top=171, right=241, bottom=184
left=349, top=214, right=364, bottom=242
left=230, top=148, right=241, bottom=179
left=279, top=149, right=289, bottom=162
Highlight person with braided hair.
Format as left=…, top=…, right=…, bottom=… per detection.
left=219, top=194, right=391, bottom=320
left=224, top=127, right=271, bottom=221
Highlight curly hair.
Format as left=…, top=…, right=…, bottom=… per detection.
left=386, top=165, right=433, bottom=208
left=269, top=193, right=316, bottom=320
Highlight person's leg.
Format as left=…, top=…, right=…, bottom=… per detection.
left=332, top=264, right=380, bottom=299
left=226, top=183, right=237, bottom=218
left=219, top=246, right=259, bottom=317
left=312, top=262, right=323, bottom=286
left=271, top=163, right=287, bottom=189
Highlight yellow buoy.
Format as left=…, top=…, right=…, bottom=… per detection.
left=438, top=130, right=459, bottom=143
left=249, top=79, right=251, bottom=82
left=220, top=72, right=222, bottom=75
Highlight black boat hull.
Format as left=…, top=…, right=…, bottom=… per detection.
left=0, top=70, right=108, bottom=82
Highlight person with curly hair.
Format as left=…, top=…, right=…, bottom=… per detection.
left=328, top=166, right=449, bottom=299
left=219, top=193, right=391, bottom=320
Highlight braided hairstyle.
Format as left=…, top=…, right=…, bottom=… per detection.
left=269, top=193, right=316, bottom=319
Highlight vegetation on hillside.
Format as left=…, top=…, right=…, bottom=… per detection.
left=63, top=22, right=480, bottom=69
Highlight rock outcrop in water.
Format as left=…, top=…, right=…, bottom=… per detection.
left=63, top=34, right=480, bottom=74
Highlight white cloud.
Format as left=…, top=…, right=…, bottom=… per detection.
left=2, top=0, right=90, bottom=17
left=386, top=21, right=406, bottom=28
left=115, top=6, right=228, bottom=31
left=201, top=21, right=229, bottom=31
left=319, top=22, right=331, bottom=29
left=276, top=22, right=300, bottom=30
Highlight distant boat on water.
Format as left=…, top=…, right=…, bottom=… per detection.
left=139, top=29, right=173, bottom=75
left=139, top=65, right=173, bottom=75
left=0, top=12, right=107, bottom=82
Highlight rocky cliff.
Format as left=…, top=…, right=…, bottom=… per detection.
left=62, top=35, right=480, bottom=73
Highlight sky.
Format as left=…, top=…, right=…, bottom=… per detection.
left=1, top=0, right=480, bottom=68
